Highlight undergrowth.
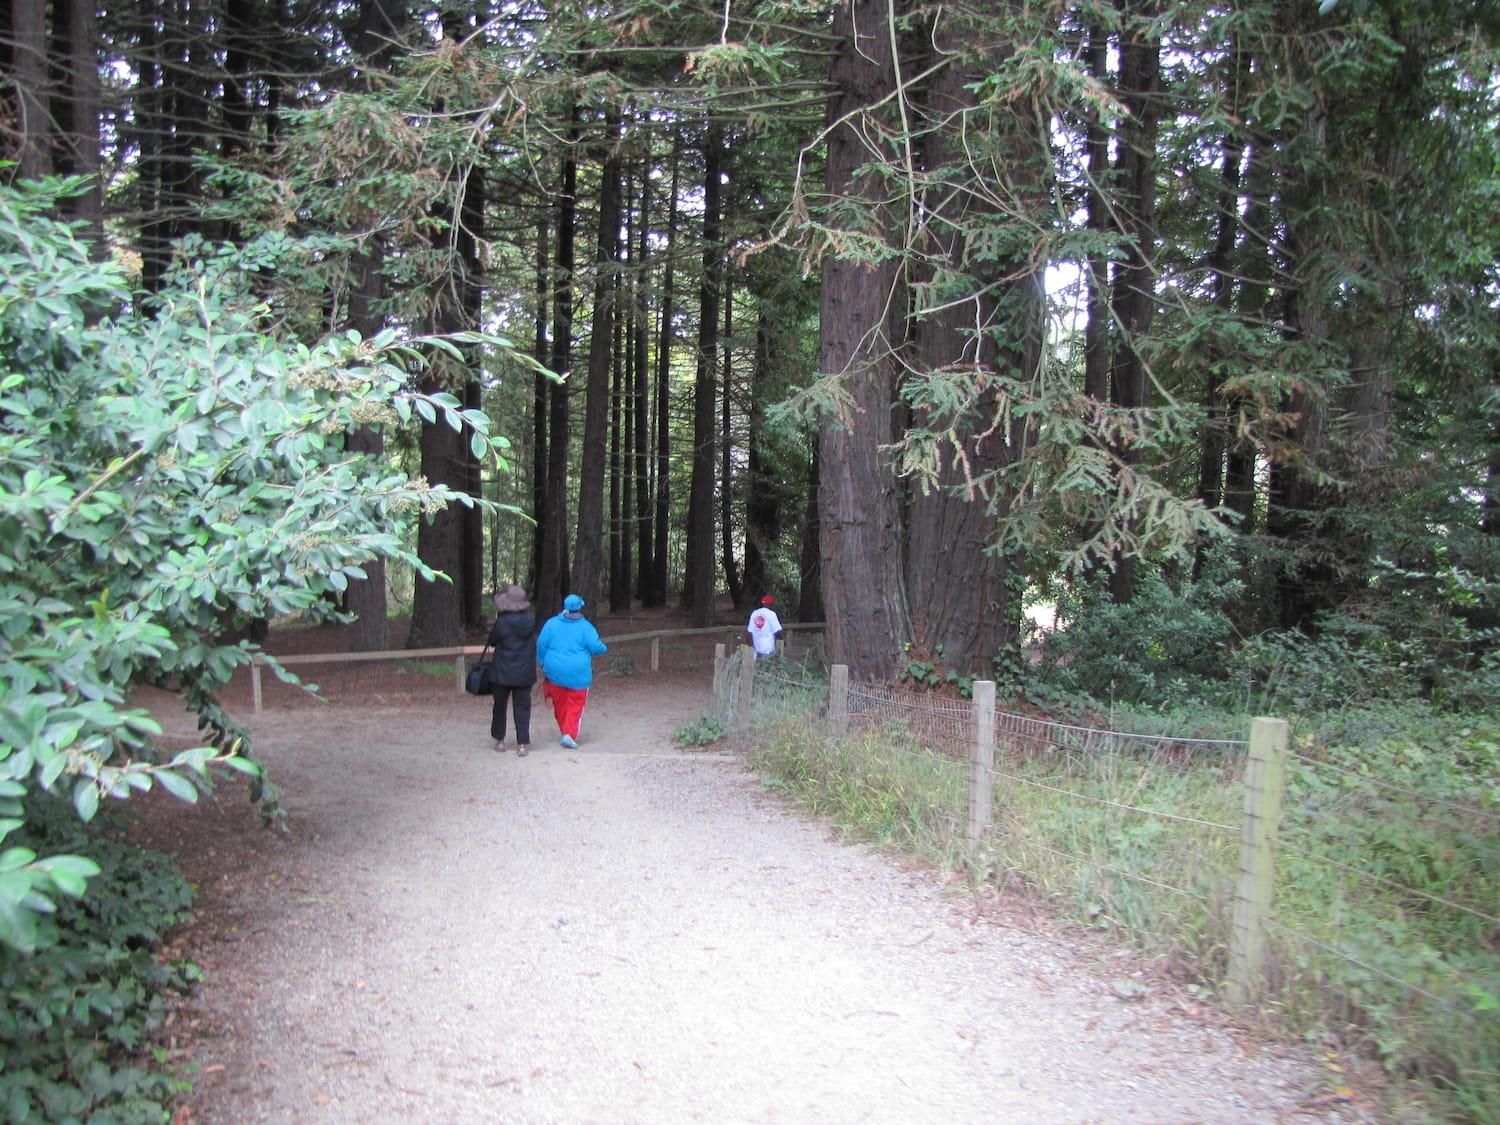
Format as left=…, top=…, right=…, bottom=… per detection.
left=747, top=692, right=1499, bottom=1123
left=0, top=797, right=197, bottom=1123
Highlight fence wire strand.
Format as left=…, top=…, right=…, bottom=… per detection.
left=1001, top=835, right=1214, bottom=903
left=1261, top=918, right=1478, bottom=1018
left=992, top=768, right=1240, bottom=834
left=1291, top=753, right=1500, bottom=825
left=1272, top=837, right=1500, bottom=928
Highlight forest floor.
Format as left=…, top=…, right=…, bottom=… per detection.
left=130, top=609, right=1377, bottom=1124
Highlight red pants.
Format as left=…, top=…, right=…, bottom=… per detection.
left=542, top=681, right=589, bottom=739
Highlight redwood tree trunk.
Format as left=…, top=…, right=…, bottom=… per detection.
left=345, top=255, right=390, bottom=652
left=719, top=272, right=742, bottom=608
left=742, top=306, right=779, bottom=603
left=685, top=120, right=723, bottom=627
left=571, top=112, right=623, bottom=615
left=818, top=0, right=910, bottom=679
left=1106, top=6, right=1160, bottom=606
left=902, top=11, right=1040, bottom=677
left=530, top=208, right=549, bottom=590
left=13, top=0, right=50, bottom=181
left=633, top=158, right=655, bottom=603
left=797, top=435, right=823, bottom=623
left=649, top=136, right=680, bottom=607
left=536, top=120, right=578, bottom=615
left=409, top=162, right=484, bottom=647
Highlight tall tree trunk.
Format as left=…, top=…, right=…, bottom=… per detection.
left=685, top=120, right=723, bottom=627
left=342, top=0, right=407, bottom=650
left=610, top=238, right=629, bottom=612
left=530, top=208, right=549, bottom=591
left=1106, top=3, right=1161, bottom=606
left=633, top=157, right=655, bottom=602
left=1193, top=39, right=1248, bottom=580
left=649, top=135, right=680, bottom=607
left=903, top=8, right=1042, bottom=677
left=742, top=306, right=779, bottom=602
left=410, top=161, right=485, bottom=646
left=797, top=434, right=823, bottom=623
left=571, top=112, right=622, bottom=615
left=1224, top=140, right=1272, bottom=537
left=1082, top=19, right=1111, bottom=406
left=136, top=0, right=167, bottom=293
left=345, top=256, right=390, bottom=652
left=12, top=0, right=50, bottom=181
left=719, top=272, right=742, bottom=608
left=56, top=0, right=101, bottom=242
left=818, top=0, right=910, bottom=679
left=537, top=117, right=578, bottom=615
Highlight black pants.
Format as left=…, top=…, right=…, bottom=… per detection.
left=490, top=683, right=533, bottom=745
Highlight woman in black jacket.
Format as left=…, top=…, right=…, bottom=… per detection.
left=487, top=585, right=537, bottom=756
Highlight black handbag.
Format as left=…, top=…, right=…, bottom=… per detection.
left=466, top=643, right=495, bottom=696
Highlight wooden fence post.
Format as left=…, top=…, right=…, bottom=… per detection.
left=969, top=680, right=996, bottom=851
left=650, top=635, right=660, bottom=672
left=455, top=655, right=466, bottom=696
left=251, top=659, right=263, bottom=715
left=736, top=645, right=756, bottom=730
left=1226, top=716, right=1289, bottom=1005
left=827, top=664, right=849, bottom=737
left=712, top=642, right=727, bottom=705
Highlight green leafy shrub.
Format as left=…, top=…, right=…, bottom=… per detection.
left=0, top=797, right=197, bottom=1122
left=0, top=178, right=513, bottom=948
left=898, top=644, right=974, bottom=699
left=1032, top=567, right=1242, bottom=706
left=674, top=714, right=726, bottom=747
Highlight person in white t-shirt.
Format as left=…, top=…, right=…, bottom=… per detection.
left=746, top=595, right=784, bottom=660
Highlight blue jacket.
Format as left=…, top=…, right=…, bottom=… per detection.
left=536, top=613, right=607, bottom=690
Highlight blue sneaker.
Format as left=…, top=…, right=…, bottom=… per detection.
left=560, top=734, right=577, bottom=749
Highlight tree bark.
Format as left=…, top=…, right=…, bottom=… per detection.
left=719, top=272, right=742, bottom=608
left=537, top=117, right=578, bottom=615
left=1106, top=3, right=1161, bottom=606
left=12, top=0, right=50, bottom=181
left=797, top=434, right=823, bottom=623
left=410, top=160, right=484, bottom=647
left=530, top=208, right=549, bottom=590
left=649, top=135, right=680, bottom=607
left=818, top=0, right=910, bottom=679
left=571, top=112, right=622, bottom=616
left=610, top=232, right=629, bottom=612
left=345, top=253, right=390, bottom=652
left=742, top=306, right=779, bottom=603
left=1082, top=20, right=1111, bottom=406
left=685, top=120, right=723, bottom=627
left=58, top=0, right=101, bottom=243
left=633, top=157, right=655, bottom=603
left=1193, top=39, right=1248, bottom=580
left=902, top=8, right=1041, bottom=677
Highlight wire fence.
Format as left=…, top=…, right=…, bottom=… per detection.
left=717, top=656, right=1499, bottom=1098
left=230, top=623, right=795, bottom=714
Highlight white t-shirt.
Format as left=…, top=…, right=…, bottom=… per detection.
left=747, top=607, right=782, bottom=656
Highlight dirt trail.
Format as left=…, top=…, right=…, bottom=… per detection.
left=140, top=673, right=1366, bottom=1124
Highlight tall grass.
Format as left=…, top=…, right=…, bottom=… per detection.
left=745, top=687, right=1499, bottom=1123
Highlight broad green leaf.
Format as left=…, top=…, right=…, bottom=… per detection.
left=153, top=770, right=199, bottom=804
left=72, top=779, right=99, bottom=822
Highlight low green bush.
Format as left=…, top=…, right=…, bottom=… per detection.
left=0, top=797, right=197, bottom=1123
left=673, top=714, right=725, bottom=747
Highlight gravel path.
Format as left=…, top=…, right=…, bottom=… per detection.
left=147, top=677, right=1365, bottom=1124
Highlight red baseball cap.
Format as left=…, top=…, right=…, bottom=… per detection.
left=760, top=595, right=774, bottom=606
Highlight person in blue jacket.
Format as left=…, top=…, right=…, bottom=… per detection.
left=536, top=593, right=608, bottom=748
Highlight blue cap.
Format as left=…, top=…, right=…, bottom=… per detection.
left=563, top=594, right=585, bottom=613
